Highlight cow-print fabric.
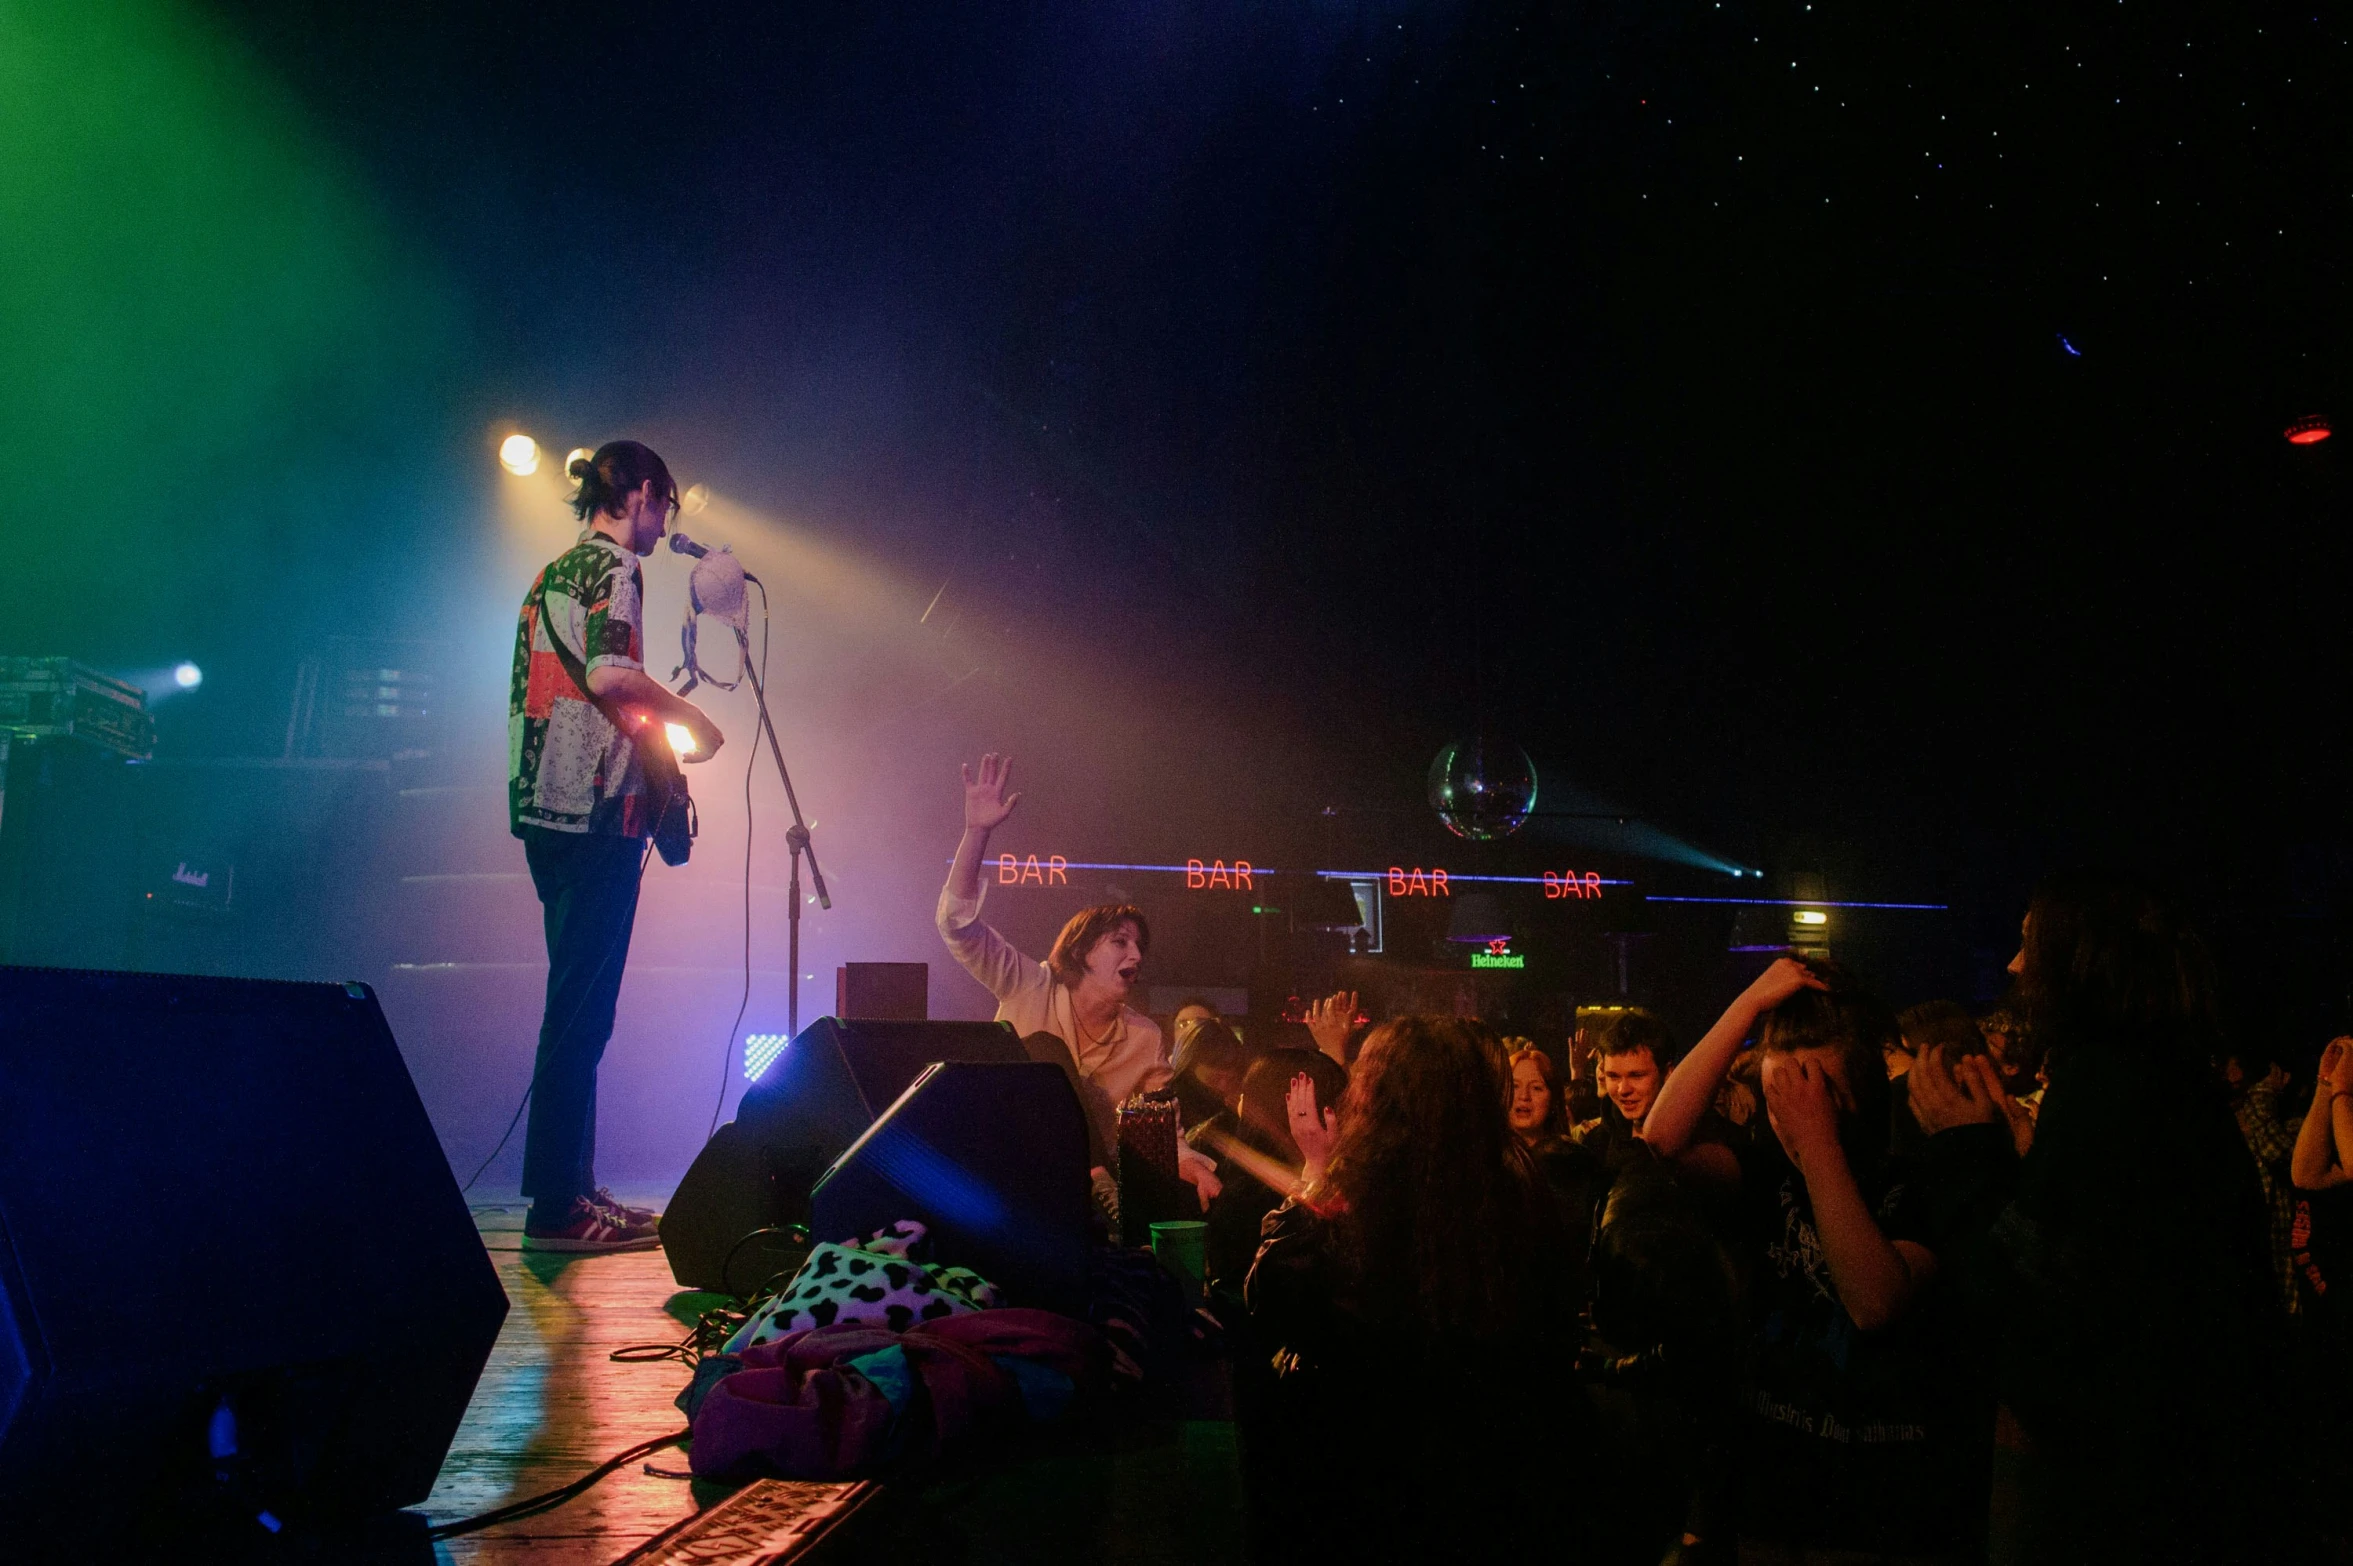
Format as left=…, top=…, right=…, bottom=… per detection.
left=727, top=1220, right=1004, bottom=1350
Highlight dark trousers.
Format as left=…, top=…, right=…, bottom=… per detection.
left=520, top=828, right=645, bottom=1207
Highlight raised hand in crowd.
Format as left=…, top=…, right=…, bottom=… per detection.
left=1909, top=1042, right=2034, bottom=1157
left=1304, top=990, right=1359, bottom=1067
left=1644, top=955, right=1827, bottom=1157
left=1287, top=1071, right=1339, bottom=1189
left=960, top=752, right=1021, bottom=832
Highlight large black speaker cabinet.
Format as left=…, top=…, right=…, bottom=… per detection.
left=661, top=1017, right=1032, bottom=1291
left=811, top=1061, right=1092, bottom=1315
left=0, top=966, right=508, bottom=1524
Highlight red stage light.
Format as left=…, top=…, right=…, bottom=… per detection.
left=2286, top=416, right=2331, bottom=445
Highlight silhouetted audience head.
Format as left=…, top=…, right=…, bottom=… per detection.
left=2016, top=871, right=2222, bottom=1078
left=1896, top=998, right=1984, bottom=1077
left=1591, top=1164, right=1741, bottom=1377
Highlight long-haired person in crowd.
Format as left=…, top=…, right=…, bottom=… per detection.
left=1645, top=956, right=2019, bottom=1563
left=1915, top=872, right=2297, bottom=1563
left=937, top=754, right=1219, bottom=1205
left=1246, top=1017, right=1591, bottom=1563
left=1505, top=1038, right=1569, bottom=1151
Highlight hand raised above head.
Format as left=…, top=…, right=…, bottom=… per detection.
left=1305, top=990, right=1359, bottom=1059
left=959, top=753, right=1022, bottom=832
left=1742, top=956, right=1829, bottom=1015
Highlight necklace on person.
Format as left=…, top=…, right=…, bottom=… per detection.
left=1064, top=987, right=1121, bottom=1081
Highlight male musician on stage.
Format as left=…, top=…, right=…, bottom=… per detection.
left=510, top=440, right=723, bottom=1253
left=940, top=754, right=1220, bottom=1210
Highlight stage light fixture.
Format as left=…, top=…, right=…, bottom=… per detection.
left=1792, top=909, right=1828, bottom=926
left=2286, top=416, right=2332, bottom=446
left=173, top=661, right=203, bottom=690
left=498, top=434, right=540, bottom=475
left=682, top=482, right=710, bottom=514
left=743, top=1032, right=790, bottom=1082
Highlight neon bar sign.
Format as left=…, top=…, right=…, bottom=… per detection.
left=1471, top=937, right=1526, bottom=970
left=971, top=858, right=1625, bottom=899
left=996, top=854, right=1070, bottom=886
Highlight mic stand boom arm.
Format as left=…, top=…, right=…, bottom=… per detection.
left=739, top=644, right=830, bottom=1037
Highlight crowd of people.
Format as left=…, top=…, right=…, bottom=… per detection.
left=934, top=762, right=2350, bottom=1564
left=1209, top=875, right=2353, bottom=1564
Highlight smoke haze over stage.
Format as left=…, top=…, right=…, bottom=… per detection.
left=4, top=0, right=2350, bottom=1184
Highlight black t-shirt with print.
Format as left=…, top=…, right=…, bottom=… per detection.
left=1730, top=1124, right=2015, bottom=1555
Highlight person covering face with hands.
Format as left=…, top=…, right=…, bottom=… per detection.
left=1642, top=955, right=2020, bottom=1559
left=936, top=754, right=1219, bottom=1207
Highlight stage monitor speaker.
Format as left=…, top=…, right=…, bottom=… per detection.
left=660, top=1017, right=1033, bottom=1291
left=0, top=966, right=508, bottom=1527
left=810, top=1061, right=1092, bottom=1315
left=835, top=961, right=927, bottom=1021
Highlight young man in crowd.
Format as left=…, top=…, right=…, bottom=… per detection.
left=1577, top=1011, right=1740, bottom=1188
left=1645, top=957, right=2020, bottom=1561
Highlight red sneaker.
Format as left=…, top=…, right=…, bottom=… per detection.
left=522, top=1195, right=660, bottom=1253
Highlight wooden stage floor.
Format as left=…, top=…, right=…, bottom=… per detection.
left=414, top=1191, right=1247, bottom=1566
left=421, top=1190, right=730, bottom=1563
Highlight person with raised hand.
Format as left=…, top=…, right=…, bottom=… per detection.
left=936, top=753, right=1218, bottom=1207
left=1645, top=955, right=2018, bottom=1562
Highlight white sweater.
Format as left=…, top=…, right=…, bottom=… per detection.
left=935, top=879, right=1211, bottom=1181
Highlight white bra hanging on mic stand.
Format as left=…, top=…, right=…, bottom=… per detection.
left=669, top=532, right=752, bottom=696
left=665, top=529, right=832, bottom=1037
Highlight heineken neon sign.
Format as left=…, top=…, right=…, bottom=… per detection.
left=1470, top=938, right=1526, bottom=970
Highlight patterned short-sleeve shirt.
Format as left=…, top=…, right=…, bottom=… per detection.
left=509, top=530, right=651, bottom=837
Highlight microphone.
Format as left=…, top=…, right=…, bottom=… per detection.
left=667, top=532, right=709, bottom=559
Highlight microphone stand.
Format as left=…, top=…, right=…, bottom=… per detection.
left=737, top=638, right=830, bottom=1037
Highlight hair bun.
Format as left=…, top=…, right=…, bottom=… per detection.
left=567, top=455, right=597, bottom=480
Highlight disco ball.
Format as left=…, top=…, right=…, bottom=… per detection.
left=1427, top=738, right=1538, bottom=840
